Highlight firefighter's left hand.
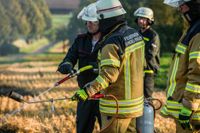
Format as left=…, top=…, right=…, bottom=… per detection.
left=178, top=106, right=193, bottom=130
left=72, top=89, right=88, bottom=102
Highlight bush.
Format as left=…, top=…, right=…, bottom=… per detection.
left=0, top=43, right=19, bottom=56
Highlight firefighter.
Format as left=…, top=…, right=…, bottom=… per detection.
left=57, top=3, right=101, bottom=133
left=73, top=0, right=145, bottom=132
left=134, top=7, right=160, bottom=98
left=160, top=0, right=200, bottom=132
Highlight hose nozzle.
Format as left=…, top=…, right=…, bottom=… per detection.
left=8, top=91, right=25, bottom=103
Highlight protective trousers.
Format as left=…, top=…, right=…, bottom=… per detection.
left=175, top=119, right=200, bottom=133
left=76, top=100, right=101, bottom=133
left=144, top=73, right=154, bottom=98
left=100, top=113, right=137, bottom=133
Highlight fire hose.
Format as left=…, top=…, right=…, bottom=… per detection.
left=0, top=65, right=94, bottom=122
left=90, top=94, right=119, bottom=133
left=7, top=92, right=119, bottom=133
left=146, top=97, right=162, bottom=118
left=1, top=64, right=120, bottom=132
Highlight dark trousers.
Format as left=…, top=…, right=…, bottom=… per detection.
left=144, top=74, right=154, bottom=98
left=76, top=100, right=101, bottom=133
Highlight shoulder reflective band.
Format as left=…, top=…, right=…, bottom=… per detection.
left=175, top=43, right=187, bottom=54
left=189, top=51, right=200, bottom=60
left=125, top=41, right=144, bottom=54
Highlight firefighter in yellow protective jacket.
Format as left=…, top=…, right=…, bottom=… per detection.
left=161, top=0, right=200, bottom=132
left=72, top=0, right=145, bottom=132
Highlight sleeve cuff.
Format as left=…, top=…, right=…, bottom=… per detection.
left=182, top=98, right=199, bottom=111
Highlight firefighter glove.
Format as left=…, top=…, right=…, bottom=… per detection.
left=178, top=106, right=193, bottom=130
left=72, top=89, right=88, bottom=102
left=58, top=62, right=73, bottom=74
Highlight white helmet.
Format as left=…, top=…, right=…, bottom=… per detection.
left=163, top=0, right=191, bottom=7
left=96, top=0, right=126, bottom=19
left=77, top=3, right=98, bottom=22
left=134, top=7, right=154, bottom=22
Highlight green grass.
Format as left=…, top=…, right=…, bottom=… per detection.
left=20, top=38, right=49, bottom=53
left=155, top=53, right=173, bottom=90
left=52, top=14, right=72, bottom=29
left=0, top=53, right=66, bottom=64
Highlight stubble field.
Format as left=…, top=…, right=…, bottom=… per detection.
left=0, top=61, right=176, bottom=133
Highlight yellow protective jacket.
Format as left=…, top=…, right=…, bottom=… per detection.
left=161, top=19, right=200, bottom=125
left=86, top=23, right=145, bottom=118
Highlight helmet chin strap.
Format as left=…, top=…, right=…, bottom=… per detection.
left=140, top=25, right=150, bottom=32
left=183, top=12, right=192, bottom=24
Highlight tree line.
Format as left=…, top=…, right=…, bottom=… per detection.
left=0, top=0, right=184, bottom=54
left=0, top=0, right=51, bottom=46
left=66, top=0, right=184, bottom=53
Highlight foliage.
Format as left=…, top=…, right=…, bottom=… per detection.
left=55, top=26, right=69, bottom=42
left=0, top=0, right=52, bottom=46
left=65, top=0, right=95, bottom=43
left=44, top=14, right=72, bottom=42
left=0, top=3, right=12, bottom=45
left=66, top=0, right=184, bottom=52
left=0, top=43, right=19, bottom=56
left=52, top=14, right=72, bottom=29
left=1, top=0, right=30, bottom=41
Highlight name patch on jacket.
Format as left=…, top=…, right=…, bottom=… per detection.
left=124, top=32, right=143, bottom=47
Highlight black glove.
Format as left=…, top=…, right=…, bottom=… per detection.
left=57, top=62, right=73, bottom=74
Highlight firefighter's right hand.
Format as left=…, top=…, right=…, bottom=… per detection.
left=57, top=62, right=73, bottom=74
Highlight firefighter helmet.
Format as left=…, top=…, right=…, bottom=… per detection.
left=77, top=3, right=98, bottom=22
left=163, top=0, right=191, bottom=7
left=96, top=0, right=126, bottom=19
left=134, top=7, right=154, bottom=22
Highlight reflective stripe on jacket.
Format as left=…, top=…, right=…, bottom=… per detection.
left=86, top=23, right=145, bottom=118
left=161, top=19, right=200, bottom=125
